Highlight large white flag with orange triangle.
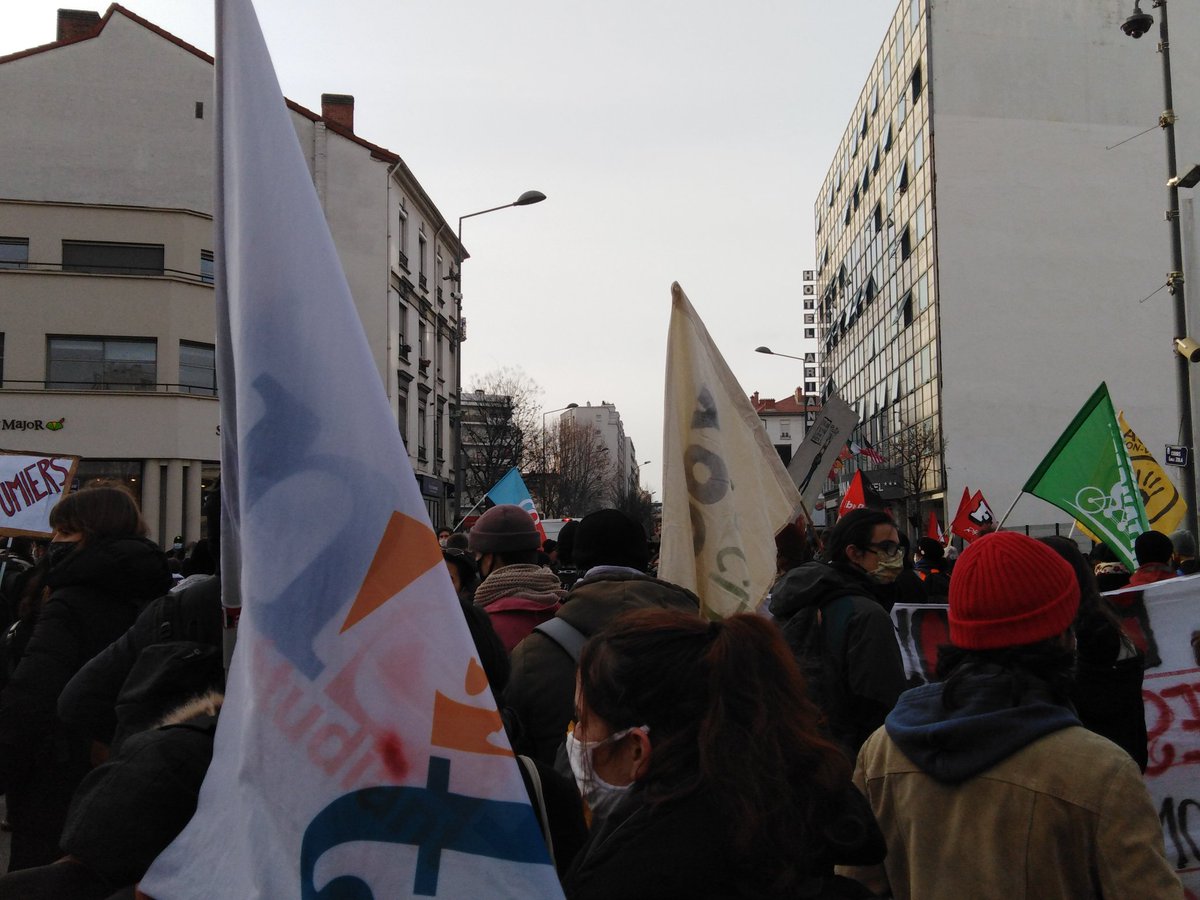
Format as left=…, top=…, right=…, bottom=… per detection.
left=141, top=1, right=561, bottom=896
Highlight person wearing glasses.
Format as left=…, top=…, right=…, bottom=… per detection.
left=768, top=508, right=907, bottom=757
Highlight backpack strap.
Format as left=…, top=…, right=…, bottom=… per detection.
left=534, top=617, right=588, bottom=664
left=517, top=754, right=556, bottom=868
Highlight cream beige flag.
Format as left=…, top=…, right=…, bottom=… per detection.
left=659, top=283, right=805, bottom=619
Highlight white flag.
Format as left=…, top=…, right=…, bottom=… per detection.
left=141, top=1, right=562, bottom=896
left=659, top=283, right=804, bottom=619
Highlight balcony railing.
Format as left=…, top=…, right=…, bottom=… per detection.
left=1, top=379, right=218, bottom=396
left=0, top=260, right=214, bottom=284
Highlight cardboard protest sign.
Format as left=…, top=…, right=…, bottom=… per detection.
left=893, top=579, right=1200, bottom=894
left=0, top=451, right=80, bottom=537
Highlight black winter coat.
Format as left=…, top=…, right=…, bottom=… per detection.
left=505, top=573, right=699, bottom=765
left=769, top=561, right=907, bottom=757
left=58, top=574, right=222, bottom=747
left=0, top=536, right=172, bottom=869
left=562, top=785, right=884, bottom=900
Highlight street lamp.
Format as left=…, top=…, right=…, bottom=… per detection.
left=755, top=345, right=808, bottom=362
left=541, top=403, right=578, bottom=514
left=1120, top=0, right=1200, bottom=539
left=451, top=190, right=547, bottom=523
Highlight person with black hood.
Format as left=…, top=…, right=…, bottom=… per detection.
left=768, top=508, right=907, bottom=757
left=0, top=484, right=173, bottom=870
left=505, top=509, right=700, bottom=766
left=840, top=531, right=1182, bottom=899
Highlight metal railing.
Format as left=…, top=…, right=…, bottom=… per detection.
left=0, top=379, right=218, bottom=396
left=0, top=260, right=214, bottom=284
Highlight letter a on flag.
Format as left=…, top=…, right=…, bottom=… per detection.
left=659, top=283, right=804, bottom=619
left=141, top=2, right=561, bottom=897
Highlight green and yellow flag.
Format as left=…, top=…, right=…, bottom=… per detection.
left=1023, top=383, right=1149, bottom=570
left=1076, top=411, right=1187, bottom=541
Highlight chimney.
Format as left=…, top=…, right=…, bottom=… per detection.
left=751, top=391, right=759, bottom=406
left=321, top=94, right=354, bottom=133
left=794, top=387, right=803, bottom=403
left=57, top=9, right=101, bottom=42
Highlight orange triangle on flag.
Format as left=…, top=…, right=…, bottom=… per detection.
left=340, top=511, right=444, bottom=632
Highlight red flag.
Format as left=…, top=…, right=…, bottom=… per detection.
left=951, top=488, right=995, bottom=542
left=925, top=510, right=944, bottom=543
left=828, top=445, right=853, bottom=479
left=839, top=470, right=869, bottom=516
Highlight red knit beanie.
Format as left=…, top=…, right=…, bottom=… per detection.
left=948, top=531, right=1080, bottom=650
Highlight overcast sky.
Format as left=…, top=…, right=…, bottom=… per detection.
left=5, top=0, right=901, bottom=498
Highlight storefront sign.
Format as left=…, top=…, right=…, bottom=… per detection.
left=1, top=417, right=66, bottom=432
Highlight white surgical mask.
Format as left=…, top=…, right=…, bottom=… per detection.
left=564, top=725, right=649, bottom=819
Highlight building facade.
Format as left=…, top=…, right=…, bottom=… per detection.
left=0, top=7, right=463, bottom=542
left=559, top=401, right=635, bottom=503
left=814, top=0, right=1199, bottom=532
left=751, top=389, right=822, bottom=468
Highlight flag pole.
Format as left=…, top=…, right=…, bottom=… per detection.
left=996, top=493, right=1023, bottom=529
left=452, top=495, right=487, bottom=532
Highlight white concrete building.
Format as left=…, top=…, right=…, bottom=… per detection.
left=751, top=389, right=822, bottom=469
left=559, top=401, right=636, bottom=502
left=815, top=0, right=1200, bottom=532
left=0, top=6, right=464, bottom=542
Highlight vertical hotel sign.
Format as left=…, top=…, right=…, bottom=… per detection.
left=0, top=450, right=80, bottom=537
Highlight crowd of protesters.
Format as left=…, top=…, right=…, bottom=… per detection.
left=0, top=482, right=1189, bottom=897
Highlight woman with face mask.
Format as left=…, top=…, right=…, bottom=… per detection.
left=561, top=609, right=885, bottom=899
left=767, top=508, right=909, bottom=757
left=0, top=484, right=172, bottom=870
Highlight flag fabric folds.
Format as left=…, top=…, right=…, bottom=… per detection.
left=1023, top=383, right=1149, bottom=571
left=950, top=487, right=995, bottom=543
left=925, top=510, right=944, bottom=544
left=660, top=283, right=804, bottom=619
left=485, top=468, right=548, bottom=545
left=1117, top=410, right=1187, bottom=535
left=839, top=470, right=869, bottom=516
left=141, top=2, right=560, bottom=896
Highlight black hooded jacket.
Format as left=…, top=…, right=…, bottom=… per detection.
left=0, top=536, right=172, bottom=867
left=769, top=561, right=907, bottom=755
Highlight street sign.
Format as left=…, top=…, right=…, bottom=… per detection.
left=1165, top=444, right=1189, bottom=467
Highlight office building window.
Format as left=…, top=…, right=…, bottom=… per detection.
left=915, top=203, right=927, bottom=242
left=0, top=238, right=29, bottom=269
left=912, top=62, right=923, bottom=102
left=397, top=206, right=409, bottom=270
left=398, top=301, right=410, bottom=357
left=47, top=336, right=157, bottom=390
left=917, top=273, right=930, bottom=311
left=418, top=233, right=428, bottom=290
left=62, top=241, right=164, bottom=276
left=200, top=250, right=214, bottom=284
left=179, top=341, right=216, bottom=395
left=900, top=226, right=912, bottom=261
left=911, top=0, right=921, bottom=32
left=913, top=129, right=925, bottom=171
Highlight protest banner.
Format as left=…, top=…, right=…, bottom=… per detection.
left=141, top=1, right=561, bottom=895
left=1023, top=383, right=1148, bottom=570
left=486, top=468, right=548, bottom=545
left=660, top=283, right=804, bottom=619
left=788, top=392, right=858, bottom=512
left=0, top=450, right=80, bottom=537
left=893, top=576, right=1200, bottom=894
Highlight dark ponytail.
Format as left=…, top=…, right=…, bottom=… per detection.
left=579, top=609, right=851, bottom=886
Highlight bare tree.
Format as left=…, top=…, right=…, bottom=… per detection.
left=538, top=419, right=613, bottom=517
left=613, top=484, right=656, bottom=536
left=883, top=419, right=946, bottom=530
left=461, top=367, right=542, bottom=509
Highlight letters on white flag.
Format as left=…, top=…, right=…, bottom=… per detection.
left=659, top=283, right=804, bottom=619
left=140, top=1, right=561, bottom=897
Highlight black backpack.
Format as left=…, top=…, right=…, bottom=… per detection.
left=780, top=595, right=855, bottom=735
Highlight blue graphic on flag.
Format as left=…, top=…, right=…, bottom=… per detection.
left=486, top=468, right=536, bottom=512
left=301, top=757, right=548, bottom=898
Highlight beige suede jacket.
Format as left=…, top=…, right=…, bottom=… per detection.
left=839, top=725, right=1184, bottom=900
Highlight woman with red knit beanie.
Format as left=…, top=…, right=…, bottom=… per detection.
left=839, top=531, right=1183, bottom=900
